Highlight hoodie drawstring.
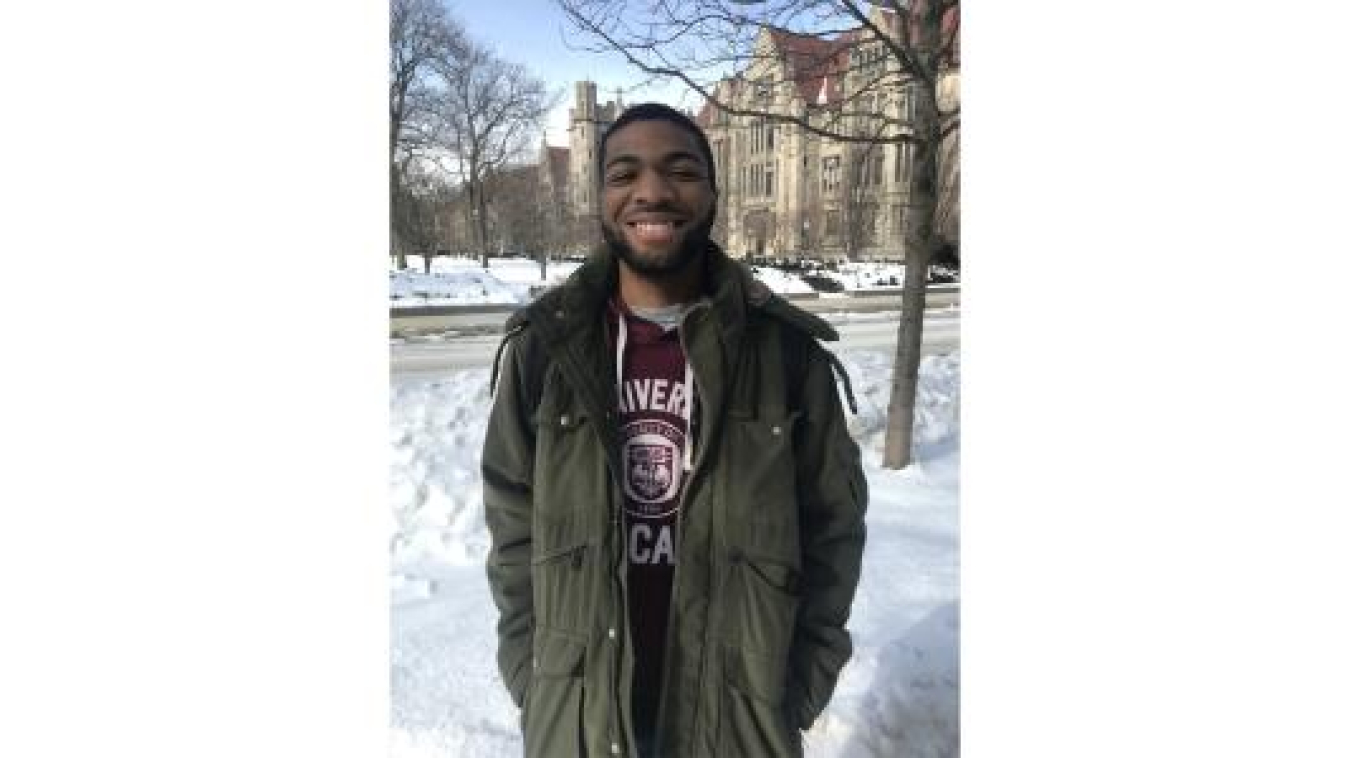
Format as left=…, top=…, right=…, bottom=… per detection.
left=681, top=360, right=695, bottom=472
left=615, top=313, right=628, bottom=400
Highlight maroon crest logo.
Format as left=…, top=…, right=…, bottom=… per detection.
left=628, top=444, right=673, bottom=502
left=621, top=419, right=683, bottom=515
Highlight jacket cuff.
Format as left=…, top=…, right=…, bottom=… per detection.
left=507, top=657, right=532, bottom=709
left=787, top=680, right=820, bottom=731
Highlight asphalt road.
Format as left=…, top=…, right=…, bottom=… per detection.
left=390, top=309, right=960, bottom=381
left=389, top=288, right=960, bottom=339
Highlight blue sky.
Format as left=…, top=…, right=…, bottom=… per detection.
left=446, top=0, right=697, bottom=147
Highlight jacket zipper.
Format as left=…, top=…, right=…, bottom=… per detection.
left=649, top=315, right=709, bottom=755
left=602, top=317, right=634, bottom=758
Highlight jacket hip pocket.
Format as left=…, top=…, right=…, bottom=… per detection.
left=523, top=629, right=587, bottom=758
left=718, top=645, right=803, bottom=758
left=728, top=550, right=802, bottom=656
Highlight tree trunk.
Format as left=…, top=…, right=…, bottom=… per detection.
left=477, top=194, right=491, bottom=269
left=473, top=181, right=491, bottom=270
left=391, top=164, right=408, bottom=270
left=882, top=91, right=940, bottom=470
left=840, top=149, right=857, bottom=262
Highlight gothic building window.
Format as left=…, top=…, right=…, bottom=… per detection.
left=754, top=77, right=771, bottom=102
left=864, top=152, right=883, bottom=187
left=822, top=156, right=840, bottom=192
left=857, top=203, right=877, bottom=246
left=894, top=142, right=914, bottom=186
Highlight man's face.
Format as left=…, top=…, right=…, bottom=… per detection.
left=600, top=119, right=717, bottom=277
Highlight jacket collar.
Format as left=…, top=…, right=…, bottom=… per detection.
left=523, top=241, right=755, bottom=487
left=529, top=241, right=753, bottom=343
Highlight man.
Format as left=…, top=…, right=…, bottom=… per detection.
left=483, top=103, right=867, bottom=757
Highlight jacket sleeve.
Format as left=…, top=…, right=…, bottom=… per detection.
left=786, top=339, right=869, bottom=731
left=482, top=334, right=537, bottom=708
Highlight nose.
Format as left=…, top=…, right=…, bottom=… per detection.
left=631, top=168, right=675, bottom=207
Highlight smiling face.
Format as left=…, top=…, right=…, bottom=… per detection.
left=599, top=119, right=717, bottom=279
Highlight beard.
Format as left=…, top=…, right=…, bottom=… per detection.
left=602, top=210, right=715, bottom=278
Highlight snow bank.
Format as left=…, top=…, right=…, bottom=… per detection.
left=749, top=265, right=816, bottom=294
left=389, top=257, right=583, bottom=308
left=389, top=270, right=527, bottom=307
left=823, top=262, right=908, bottom=291
left=390, top=349, right=958, bottom=756
left=390, top=257, right=936, bottom=305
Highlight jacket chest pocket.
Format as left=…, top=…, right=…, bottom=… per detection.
left=534, top=406, right=604, bottom=516
left=721, top=411, right=802, bottom=560
left=718, top=412, right=804, bottom=659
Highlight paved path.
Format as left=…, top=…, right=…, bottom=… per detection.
left=391, top=310, right=959, bottom=382
left=390, top=288, right=960, bottom=339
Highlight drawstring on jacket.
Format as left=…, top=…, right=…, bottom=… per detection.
left=824, top=349, right=859, bottom=415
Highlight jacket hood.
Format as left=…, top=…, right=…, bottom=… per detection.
left=508, top=241, right=839, bottom=352
left=526, top=242, right=744, bottom=338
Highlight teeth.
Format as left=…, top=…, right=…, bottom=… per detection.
left=631, top=221, right=677, bottom=244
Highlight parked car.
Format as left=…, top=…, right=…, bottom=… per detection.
left=800, top=274, right=845, bottom=293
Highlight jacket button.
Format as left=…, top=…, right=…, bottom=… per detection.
left=771, top=425, right=782, bottom=435
left=560, top=414, right=570, bottom=427
left=728, top=547, right=744, bottom=564
left=555, top=309, right=566, bottom=319
left=610, top=742, right=620, bottom=754
left=608, top=627, right=616, bottom=639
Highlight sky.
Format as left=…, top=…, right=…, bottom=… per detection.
left=446, top=0, right=699, bottom=149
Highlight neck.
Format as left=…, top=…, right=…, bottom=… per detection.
left=616, top=261, right=703, bottom=308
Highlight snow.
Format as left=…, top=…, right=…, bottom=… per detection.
left=748, top=265, right=817, bottom=294
left=391, top=256, right=929, bottom=307
left=390, top=347, right=959, bottom=757
left=389, top=257, right=582, bottom=307
left=821, top=261, right=908, bottom=291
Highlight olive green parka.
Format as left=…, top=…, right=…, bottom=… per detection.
left=483, top=244, right=867, bottom=757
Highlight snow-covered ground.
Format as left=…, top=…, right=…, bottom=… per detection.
left=747, top=265, right=817, bottom=294
left=390, top=257, right=582, bottom=307
left=819, top=261, right=908, bottom=290
left=391, top=256, right=924, bottom=307
left=390, top=348, right=960, bottom=757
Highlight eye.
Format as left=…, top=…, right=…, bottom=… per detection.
left=604, top=170, right=634, bottom=185
left=669, top=166, right=704, bottom=181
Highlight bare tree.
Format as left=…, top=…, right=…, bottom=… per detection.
left=389, top=0, right=466, bottom=269
left=437, top=42, right=560, bottom=268
left=489, top=163, right=558, bottom=279
left=556, top=0, right=958, bottom=469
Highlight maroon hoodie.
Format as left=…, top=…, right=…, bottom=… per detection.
left=606, top=296, right=698, bottom=743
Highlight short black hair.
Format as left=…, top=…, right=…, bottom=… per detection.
left=598, top=102, right=717, bottom=192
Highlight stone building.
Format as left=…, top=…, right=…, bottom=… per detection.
left=527, top=81, right=622, bottom=254
left=539, top=3, right=958, bottom=261
left=568, top=81, right=622, bottom=231
left=697, top=2, right=959, bottom=261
